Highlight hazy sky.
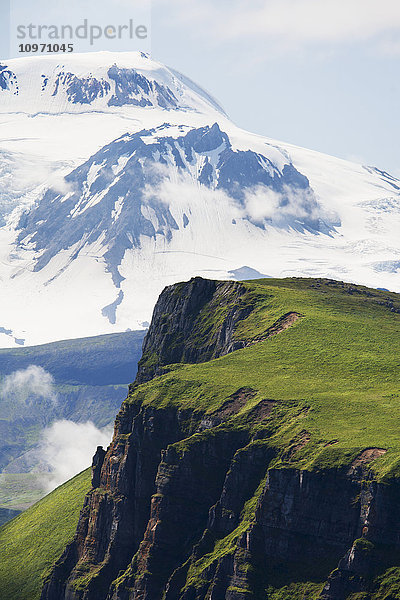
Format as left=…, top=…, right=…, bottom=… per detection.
left=3, top=0, right=400, bottom=175
left=151, top=0, right=400, bottom=175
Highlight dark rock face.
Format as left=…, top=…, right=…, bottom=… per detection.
left=0, top=65, right=18, bottom=93
left=107, top=66, right=179, bottom=108
left=41, top=401, right=190, bottom=600
left=40, top=278, right=400, bottom=600
left=319, top=478, right=400, bottom=599
left=51, top=71, right=111, bottom=104
left=91, top=446, right=106, bottom=488
left=114, top=428, right=250, bottom=600
left=44, top=66, right=178, bottom=109
left=173, top=468, right=364, bottom=600
left=135, top=277, right=254, bottom=384
left=41, top=397, right=264, bottom=600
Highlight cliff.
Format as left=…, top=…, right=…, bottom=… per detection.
left=40, top=277, right=400, bottom=600
left=135, top=277, right=255, bottom=384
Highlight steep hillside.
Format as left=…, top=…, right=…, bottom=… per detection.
left=0, top=468, right=90, bottom=600
left=38, top=276, right=400, bottom=600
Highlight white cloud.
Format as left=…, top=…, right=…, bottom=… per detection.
left=39, top=420, right=113, bottom=492
left=0, top=365, right=56, bottom=404
left=0, top=153, right=72, bottom=208
left=143, top=169, right=243, bottom=216
left=225, top=0, right=400, bottom=44
left=154, top=0, right=400, bottom=52
left=144, top=169, right=337, bottom=230
left=241, top=183, right=337, bottom=228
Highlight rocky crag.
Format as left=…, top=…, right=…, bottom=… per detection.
left=41, top=277, right=400, bottom=600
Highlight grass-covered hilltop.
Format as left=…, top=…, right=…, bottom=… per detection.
left=136, top=276, right=400, bottom=477
left=3, top=276, right=400, bottom=600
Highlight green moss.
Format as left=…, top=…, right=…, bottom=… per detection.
left=226, top=585, right=253, bottom=595
left=141, top=350, right=160, bottom=369
left=70, top=561, right=105, bottom=592
left=170, top=423, right=245, bottom=458
left=267, top=582, right=323, bottom=599
left=371, top=566, right=400, bottom=599
left=353, top=538, right=375, bottom=553
left=183, top=475, right=267, bottom=592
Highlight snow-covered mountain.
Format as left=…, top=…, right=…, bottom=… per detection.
left=0, top=51, right=399, bottom=347
left=0, top=51, right=226, bottom=115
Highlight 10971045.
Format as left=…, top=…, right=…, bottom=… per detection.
left=18, top=43, right=74, bottom=53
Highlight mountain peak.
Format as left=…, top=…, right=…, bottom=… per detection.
left=0, top=51, right=226, bottom=116
left=0, top=51, right=399, bottom=348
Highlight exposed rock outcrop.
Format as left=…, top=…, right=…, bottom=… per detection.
left=135, top=277, right=255, bottom=385
left=319, top=475, right=400, bottom=599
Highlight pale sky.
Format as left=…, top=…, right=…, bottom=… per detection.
left=2, top=0, right=400, bottom=175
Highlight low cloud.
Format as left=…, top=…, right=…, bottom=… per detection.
left=141, top=161, right=171, bottom=200
left=143, top=169, right=337, bottom=232
left=46, top=170, right=76, bottom=197
left=143, top=169, right=242, bottom=212
left=0, top=365, right=57, bottom=405
left=3, top=153, right=75, bottom=199
left=39, top=420, right=113, bottom=492
left=241, top=183, right=337, bottom=229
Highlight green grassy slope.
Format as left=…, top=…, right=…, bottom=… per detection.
left=131, top=278, right=400, bottom=478
left=0, top=469, right=90, bottom=600
left=0, top=473, right=50, bottom=512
